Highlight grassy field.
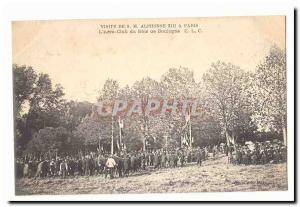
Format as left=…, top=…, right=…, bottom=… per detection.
left=15, top=155, right=288, bottom=195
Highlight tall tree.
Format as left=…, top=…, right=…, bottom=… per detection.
left=25, top=74, right=66, bottom=136
left=13, top=65, right=37, bottom=115
left=97, top=78, right=119, bottom=101
left=131, top=77, right=164, bottom=149
left=25, top=126, right=80, bottom=157
left=77, top=79, right=120, bottom=152
left=160, top=67, right=203, bottom=148
left=160, top=67, right=197, bottom=98
left=203, top=61, right=252, bottom=146
left=63, top=101, right=93, bottom=132
left=13, top=65, right=66, bottom=149
left=252, top=46, right=287, bottom=145
left=13, top=65, right=37, bottom=152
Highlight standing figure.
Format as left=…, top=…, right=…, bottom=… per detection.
left=105, top=155, right=117, bottom=179
left=60, top=159, right=68, bottom=179
left=196, top=149, right=202, bottom=166
left=123, top=155, right=130, bottom=177
left=49, top=159, right=56, bottom=177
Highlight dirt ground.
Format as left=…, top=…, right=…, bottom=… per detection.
left=15, top=155, right=288, bottom=195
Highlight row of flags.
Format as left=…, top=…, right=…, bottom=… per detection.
left=109, top=114, right=193, bottom=152
left=103, top=106, right=235, bottom=152
left=102, top=105, right=239, bottom=152
left=181, top=133, right=194, bottom=148
left=98, top=116, right=126, bottom=154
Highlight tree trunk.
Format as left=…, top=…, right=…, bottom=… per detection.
left=282, top=125, right=287, bottom=146
left=111, top=116, right=114, bottom=155
left=225, top=128, right=236, bottom=154
left=143, top=138, right=146, bottom=151
left=225, top=128, right=230, bottom=146
left=281, top=114, right=287, bottom=146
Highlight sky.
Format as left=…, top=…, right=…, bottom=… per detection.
left=12, top=16, right=285, bottom=103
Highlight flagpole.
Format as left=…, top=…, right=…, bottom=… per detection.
left=119, top=116, right=122, bottom=151
left=180, top=135, right=183, bottom=148
left=98, top=136, right=101, bottom=153
left=111, top=115, right=114, bottom=155
left=189, top=106, right=192, bottom=149
left=189, top=120, right=192, bottom=148
left=143, top=121, right=147, bottom=152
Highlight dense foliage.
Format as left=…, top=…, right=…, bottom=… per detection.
left=13, top=46, right=287, bottom=156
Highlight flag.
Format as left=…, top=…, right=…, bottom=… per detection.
left=185, top=105, right=192, bottom=122
left=182, top=106, right=191, bottom=129
left=119, top=116, right=124, bottom=128
left=181, top=133, right=189, bottom=147
left=118, top=116, right=124, bottom=151
left=182, top=113, right=190, bottom=130
left=118, top=117, right=124, bottom=136
left=117, top=138, right=120, bottom=151
left=182, top=105, right=192, bottom=148
left=185, top=113, right=190, bottom=123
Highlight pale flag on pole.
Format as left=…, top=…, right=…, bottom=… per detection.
left=118, top=116, right=124, bottom=137
left=185, top=113, right=190, bottom=123
left=185, top=105, right=192, bottom=123
left=118, top=116, right=124, bottom=129
left=182, top=133, right=189, bottom=147
left=182, top=111, right=190, bottom=130
left=117, top=138, right=120, bottom=150
left=118, top=116, right=124, bottom=151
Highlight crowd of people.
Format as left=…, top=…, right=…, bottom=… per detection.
left=228, top=141, right=287, bottom=165
left=15, top=141, right=287, bottom=180
left=15, top=148, right=207, bottom=179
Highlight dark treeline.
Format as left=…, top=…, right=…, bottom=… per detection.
left=13, top=45, right=286, bottom=157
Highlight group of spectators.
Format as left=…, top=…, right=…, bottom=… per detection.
left=228, top=141, right=287, bottom=165
left=15, top=147, right=207, bottom=179
left=15, top=140, right=287, bottom=180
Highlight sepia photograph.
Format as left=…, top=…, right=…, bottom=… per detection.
left=11, top=15, right=291, bottom=199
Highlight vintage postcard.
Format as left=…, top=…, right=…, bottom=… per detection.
left=11, top=16, right=291, bottom=200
